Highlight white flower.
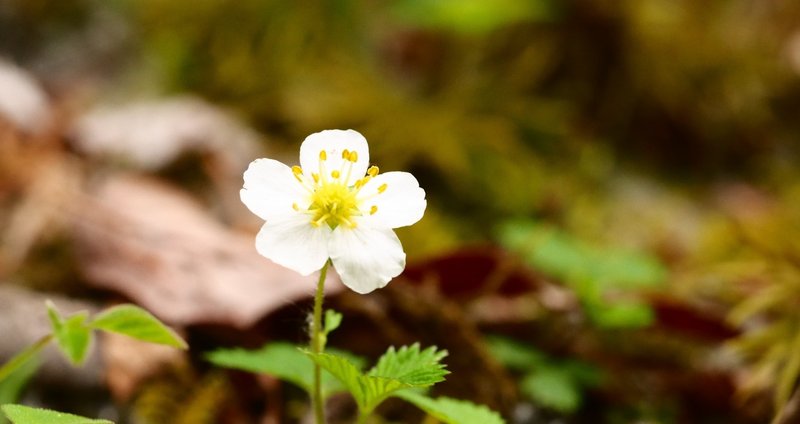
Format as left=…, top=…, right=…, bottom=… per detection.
left=241, top=129, right=427, bottom=294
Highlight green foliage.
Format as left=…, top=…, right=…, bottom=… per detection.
left=305, top=351, right=408, bottom=414
left=323, top=309, right=343, bottom=336
left=395, top=391, right=505, bottom=424
left=0, top=336, right=50, bottom=385
left=306, top=343, right=449, bottom=415
left=0, top=405, right=112, bottom=424
left=391, top=0, right=555, bottom=35
left=46, top=303, right=92, bottom=366
left=520, top=369, right=581, bottom=412
left=368, top=344, right=449, bottom=386
left=499, top=221, right=666, bottom=328
left=0, top=360, right=38, bottom=424
left=90, top=304, right=187, bottom=349
left=487, top=336, right=601, bottom=413
left=206, top=343, right=364, bottom=399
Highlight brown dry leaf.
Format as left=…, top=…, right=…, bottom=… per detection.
left=73, top=174, right=343, bottom=328
left=70, top=97, right=260, bottom=171
left=0, top=59, right=51, bottom=134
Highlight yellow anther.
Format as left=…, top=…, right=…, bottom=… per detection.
left=378, top=183, right=388, bottom=193
left=319, top=150, right=327, bottom=161
left=367, top=166, right=379, bottom=177
left=370, top=205, right=378, bottom=215
left=331, top=170, right=340, bottom=179
left=342, top=149, right=350, bottom=159
left=292, top=203, right=300, bottom=211
left=312, top=173, right=320, bottom=183
left=355, top=177, right=370, bottom=188
left=349, top=151, right=358, bottom=162
left=291, top=165, right=304, bottom=181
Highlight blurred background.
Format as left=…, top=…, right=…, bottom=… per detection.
left=2, top=0, right=800, bottom=423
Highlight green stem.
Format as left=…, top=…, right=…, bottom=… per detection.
left=356, top=411, right=370, bottom=424
left=0, top=334, right=53, bottom=383
left=311, top=259, right=331, bottom=424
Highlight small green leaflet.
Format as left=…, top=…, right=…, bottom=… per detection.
left=323, top=309, right=343, bottom=336
left=306, top=343, right=449, bottom=414
left=46, top=303, right=92, bottom=366
left=90, top=305, right=187, bottom=349
left=305, top=351, right=407, bottom=414
left=1, top=404, right=112, bottom=424
left=206, top=343, right=363, bottom=398
left=368, top=343, right=449, bottom=386
left=395, top=391, right=505, bottom=424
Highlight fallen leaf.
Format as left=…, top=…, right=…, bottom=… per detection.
left=0, top=59, right=51, bottom=134
left=73, top=174, right=343, bottom=328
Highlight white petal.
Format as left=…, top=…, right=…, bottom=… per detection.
left=241, top=158, right=309, bottom=221
left=358, top=171, right=426, bottom=229
left=328, top=225, right=406, bottom=294
left=299, top=129, right=369, bottom=186
left=255, top=213, right=331, bottom=275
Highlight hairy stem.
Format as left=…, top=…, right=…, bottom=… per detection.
left=311, top=259, right=331, bottom=424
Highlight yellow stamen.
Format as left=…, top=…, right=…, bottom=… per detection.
left=367, top=166, right=379, bottom=177
left=331, top=170, right=340, bottom=179
left=312, top=173, right=320, bottom=183
left=292, top=203, right=300, bottom=211
left=312, top=214, right=330, bottom=227
left=370, top=205, right=378, bottom=215
left=355, top=177, right=370, bottom=189
left=291, top=165, right=304, bottom=182
left=378, top=183, right=388, bottom=193
left=342, top=149, right=350, bottom=159
left=319, top=150, right=327, bottom=161
left=349, top=151, right=358, bottom=162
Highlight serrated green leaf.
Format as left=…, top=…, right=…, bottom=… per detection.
left=305, top=351, right=409, bottom=414
left=395, top=391, right=505, bottom=424
left=90, top=305, right=186, bottom=349
left=324, top=309, right=343, bottom=336
left=1, top=404, right=113, bottom=424
left=206, top=343, right=363, bottom=399
left=368, top=343, right=449, bottom=386
left=520, top=368, right=581, bottom=413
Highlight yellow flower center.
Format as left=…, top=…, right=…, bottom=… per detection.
left=291, top=149, right=387, bottom=229
left=309, top=181, right=358, bottom=228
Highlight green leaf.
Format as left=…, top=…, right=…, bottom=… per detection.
left=0, top=359, right=39, bottom=424
left=368, top=343, right=449, bottom=386
left=90, top=305, right=186, bottom=349
left=498, top=221, right=666, bottom=328
left=1, top=404, right=113, bottom=424
left=391, top=0, right=555, bottom=35
left=206, top=343, right=363, bottom=398
left=46, top=303, right=92, bottom=366
left=395, top=391, right=505, bottom=424
left=588, top=300, right=655, bottom=329
left=324, top=309, right=343, bottom=336
left=305, top=351, right=408, bottom=414
left=485, top=336, right=547, bottom=371
left=520, top=368, right=582, bottom=413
